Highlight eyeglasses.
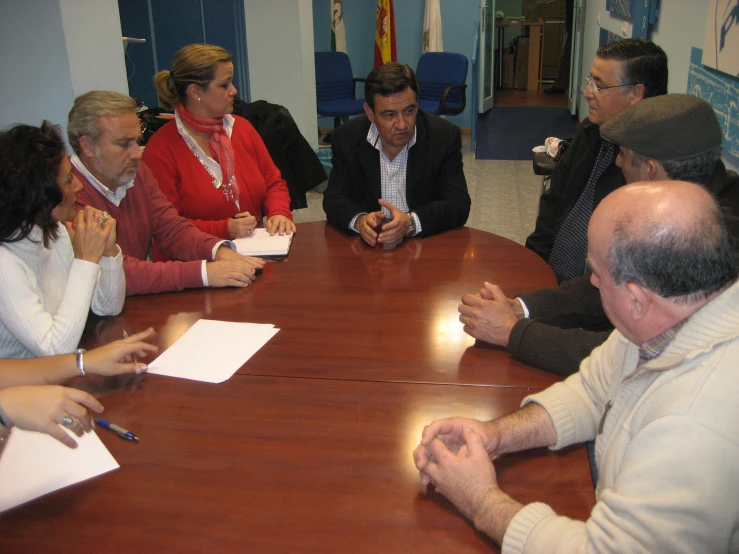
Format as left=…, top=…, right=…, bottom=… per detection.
left=585, top=75, right=633, bottom=96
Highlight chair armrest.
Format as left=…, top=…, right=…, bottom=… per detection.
left=438, top=84, right=468, bottom=116
left=353, top=78, right=366, bottom=99
left=533, top=151, right=556, bottom=175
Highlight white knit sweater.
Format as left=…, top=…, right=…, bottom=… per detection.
left=0, top=224, right=125, bottom=358
left=503, top=279, right=739, bottom=554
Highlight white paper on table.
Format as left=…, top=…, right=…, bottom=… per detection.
left=232, top=228, right=293, bottom=256
left=0, top=428, right=119, bottom=512
left=147, top=319, right=279, bottom=383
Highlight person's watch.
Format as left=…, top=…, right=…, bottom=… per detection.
left=405, top=212, right=417, bottom=237
left=75, top=348, right=87, bottom=377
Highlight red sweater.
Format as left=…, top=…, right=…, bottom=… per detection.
left=142, top=116, right=292, bottom=243
left=74, top=161, right=220, bottom=296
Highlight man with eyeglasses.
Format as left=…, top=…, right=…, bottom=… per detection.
left=525, top=38, right=668, bottom=284
left=458, top=93, right=739, bottom=377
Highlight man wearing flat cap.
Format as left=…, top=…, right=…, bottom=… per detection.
left=459, top=94, right=739, bottom=377
left=606, top=94, right=739, bottom=227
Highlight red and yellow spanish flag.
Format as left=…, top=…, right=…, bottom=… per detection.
left=374, top=0, right=397, bottom=66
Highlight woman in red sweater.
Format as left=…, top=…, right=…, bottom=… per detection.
left=143, top=44, right=295, bottom=253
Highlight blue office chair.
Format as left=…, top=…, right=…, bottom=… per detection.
left=315, top=51, right=366, bottom=128
left=416, top=52, right=468, bottom=116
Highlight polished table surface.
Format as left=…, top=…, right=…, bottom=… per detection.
left=1, top=223, right=594, bottom=552
left=87, top=222, right=561, bottom=388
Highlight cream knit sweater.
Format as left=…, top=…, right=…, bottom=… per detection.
left=503, top=279, right=739, bottom=553
left=0, top=224, right=125, bottom=358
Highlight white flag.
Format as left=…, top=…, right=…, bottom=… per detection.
left=331, top=0, right=347, bottom=53
left=422, top=0, right=443, bottom=53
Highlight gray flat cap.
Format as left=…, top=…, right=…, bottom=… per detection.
left=600, top=93, right=721, bottom=160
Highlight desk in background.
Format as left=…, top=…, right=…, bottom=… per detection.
left=496, top=18, right=545, bottom=91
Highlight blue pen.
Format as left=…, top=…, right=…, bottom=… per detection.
left=96, top=418, right=139, bottom=442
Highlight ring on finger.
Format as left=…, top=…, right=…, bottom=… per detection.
left=97, top=211, right=111, bottom=228
left=61, top=415, right=74, bottom=427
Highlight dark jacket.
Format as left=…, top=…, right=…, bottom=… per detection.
left=233, top=98, right=327, bottom=210
left=525, top=118, right=625, bottom=262
left=510, top=276, right=612, bottom=377
left=323, top=110, right=470, bottom=237
left=511, top=163, right=739, bottom=376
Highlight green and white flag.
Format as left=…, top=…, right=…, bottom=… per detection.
left=422, top=0, right=443, bottom=53
left=331, top=0, right=346, bottom=52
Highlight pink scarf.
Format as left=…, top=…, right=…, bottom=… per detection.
left=177, top=104, right=237, bottom=201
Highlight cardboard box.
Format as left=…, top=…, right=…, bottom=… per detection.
left=514, top=37, right=529, bottom=89
left=502, top=53, right=515, bottom=88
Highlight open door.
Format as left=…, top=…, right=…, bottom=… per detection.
left=568, top=0, right=585, bottom=115
left=478, top=0, right=496, bottom=113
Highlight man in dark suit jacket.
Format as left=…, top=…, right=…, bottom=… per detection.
left=323, top=62, right=470, bottom=247
left=458, top=94, right=739, bottom=377
left=525, top=39, right=668, bottom=283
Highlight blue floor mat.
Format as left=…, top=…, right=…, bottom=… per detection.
left=475, top=106, right=578, bottom=160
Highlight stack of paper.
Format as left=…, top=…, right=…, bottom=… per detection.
left=148, top=319, right=279, bottom=383
left=0, top=428, right=119, bottom=512
left=233, top=228, right=293, bottom=256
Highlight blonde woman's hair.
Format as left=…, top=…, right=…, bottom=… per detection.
left=67, top=91, right=137, bottom=155
left=154, top=44, right=233, bottom=111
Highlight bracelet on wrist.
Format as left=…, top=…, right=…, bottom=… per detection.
left=75, top=348, right=87, bottom=376
left=405, top=212, right=417, bottom=237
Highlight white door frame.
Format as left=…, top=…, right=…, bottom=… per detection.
left=478, top=0, right=496, bottom=113
left=568, top=0, right=586, bottom=116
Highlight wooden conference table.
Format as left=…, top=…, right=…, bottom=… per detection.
left=1, top=222, right=594, bottom=552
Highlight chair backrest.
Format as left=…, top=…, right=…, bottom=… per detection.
left=416, top=52, right=468, bottom=107
left=315, top=51, right=356, bottom=102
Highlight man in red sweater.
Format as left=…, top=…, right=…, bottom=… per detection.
left=68, top=91, right=264, bottom=295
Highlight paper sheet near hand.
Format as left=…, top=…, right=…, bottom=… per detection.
left=147, top=319, right=279, bottom=383
left=233, top=228, right=293, bottom=256
left=0, top=428, right=119, bottom=512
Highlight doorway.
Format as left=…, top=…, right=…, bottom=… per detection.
left=486, top=0, right=575, bottom=109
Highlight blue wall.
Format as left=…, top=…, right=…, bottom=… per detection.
left=313, top=0, right=479, bottom=129
left=119, top=0, right=248, bottom=109
left=439, top=0, right=480, bottom=128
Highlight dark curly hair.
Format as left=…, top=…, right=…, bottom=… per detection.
left=0, top=121, right=65, bottom=248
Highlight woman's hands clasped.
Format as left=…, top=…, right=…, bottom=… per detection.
left=65, top=206, right=119, bottom=263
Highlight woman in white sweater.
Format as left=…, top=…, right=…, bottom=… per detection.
left=0, top=122, right=125, bottom=358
